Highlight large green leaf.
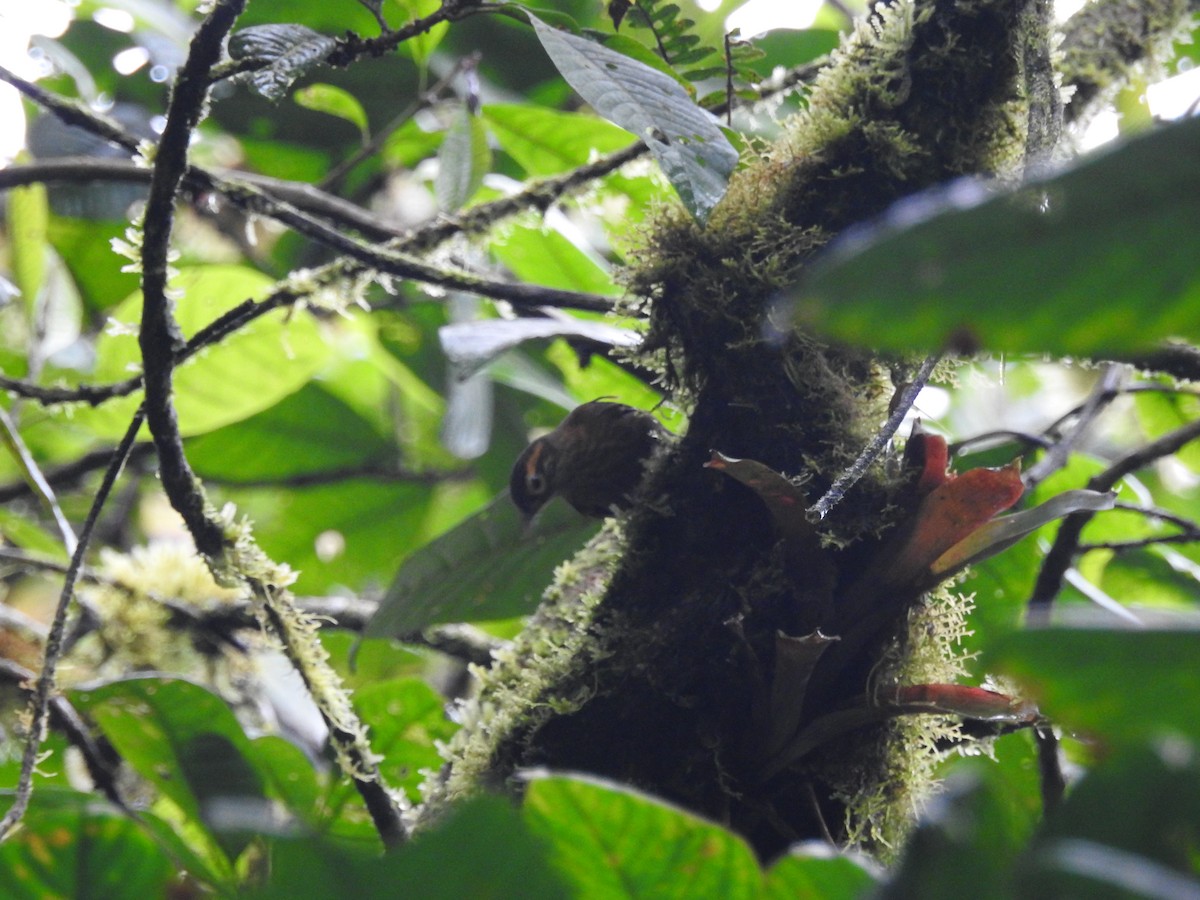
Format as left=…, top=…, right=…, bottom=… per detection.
left=482, top=104, right=638, bottom=176
left=985, top=626, right=1200, bottom=746
left=0, top=790, right=176, bottom=900
left=344, top=678, right=459, bottom=803
left=365, top=493, right=599, bottom=636
left=491, top=223, right=623, bottom=296
left=33, top=264, right=330, bottom=442
left=793, top=116, right=1200, bottom=355
left=1015, top=744, right=1200, bottom=897
left=186, top=381, right=393, bottom=482
left=529, top=15, right=737, bottom=222
left=254, top=794, right=568, bottom=899
left=523, top=773, right=762, bottom=899
left=70, top=676, right=268, bottom=869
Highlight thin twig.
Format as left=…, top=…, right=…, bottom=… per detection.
left=1034, top=725, right=1065, bottom=815
left=0, top=406, right=78, bottom=555
left=808, top=353, right=940, bottom=521
left=0, top=658, right=126, bottom=809
left=1028, top=416, right=1200, bottom=619
left=0, top=407, right=143, bottom=840
left=1023, top=363, right=1126, bottom=489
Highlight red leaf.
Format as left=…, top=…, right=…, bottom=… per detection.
left=889, top=461, right=1024, bottom=585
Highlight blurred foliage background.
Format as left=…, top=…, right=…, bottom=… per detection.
left=0, top=0, right=1199, bottom=896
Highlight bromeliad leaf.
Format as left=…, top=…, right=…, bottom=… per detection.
left=229, top=24, right=338, bottom=101
left=529, top=14, right=737, bottom=222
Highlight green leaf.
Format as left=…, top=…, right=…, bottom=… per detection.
left=186, top=381, right=393, bottom=482
left=385, top=0, right=450, bottom=66
left=523, top=773, right=762, bottom=899
left=40, top=264, right=330, bottom=442
left=348, top=678, right=458, bottom=803
left=882, top=733, right=1041, bottom=898
left=6, top=182, right=49, bottom=313
left=491, top=223, right=623, bottom=296
left=763, top=847, right=878, bottom=899
left=366, top=493, right=600, bottom=636
left=254, top=794, right=569, bottom=899
left=70, top=677, right=266, bottom=876
left=1017, top=744, right=1200, bottom=897
left=436, top=106, right=491, bottom=212
left=530, top=15, right=738, bottom=221
left=45, top=217, right=140, bottom=314
left=482, top=104, right=634, bottom=176
left=293, top=83, right=370, bottom=140
left=794, top=116, right=1200, bottom=355
left=0, top=789, right=176, bottom=900
left=1135, top=389, right=1200, bottom=472
left=985, top=627, right=1200, bottom=746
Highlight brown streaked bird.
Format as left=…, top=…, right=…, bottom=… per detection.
left=510, top=400, right=668, bottom=518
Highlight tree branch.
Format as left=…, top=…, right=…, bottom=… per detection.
left=0, top=407, right=143, bottom=840
left=1027, top=416, right=1200, bottom=618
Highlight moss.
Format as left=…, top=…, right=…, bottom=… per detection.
left=1059, top=0, right=1193, bottom=126
left=427, top=0, right=1060, bottom=859
left=419, top=519, right=628, bottom=818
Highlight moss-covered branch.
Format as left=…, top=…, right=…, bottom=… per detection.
left=421, top=0, right=1059, bottom=859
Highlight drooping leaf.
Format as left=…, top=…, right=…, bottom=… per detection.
left=386, top=0, right=451, bottom=65
left=529, top=14, right=738, bottom=221
left=435, top=105, right=491, bottom=212
left=70, top=677, right=270, bottom=873
left=439, top=316, right=640, bottom=379
left=228, top=24, right=338, bottom=101
left=930, top=487, right=1116, bottom=578
left=793, top=115, right=1200, bottom=355
left=365, top=493, right=600, bottom=636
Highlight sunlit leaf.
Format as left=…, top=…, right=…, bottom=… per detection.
left=530, top=14, right=737, bottom=221
left=440, top=316, right=639, bottom=378
left=523, top=772, right=762, bottom=898
left=293, top=83, right=370, bottom=140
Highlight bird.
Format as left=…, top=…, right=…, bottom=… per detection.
left=509, top=400, right=668, bottom=518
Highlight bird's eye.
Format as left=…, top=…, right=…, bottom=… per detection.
left=526, top=471, right=547, bottom=495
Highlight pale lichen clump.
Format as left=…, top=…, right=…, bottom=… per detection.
left=71, top=542, right=245, bottom=680
left=833, top=583, right=978, bottom=857
left=421, top=519, right=628, bottom=816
